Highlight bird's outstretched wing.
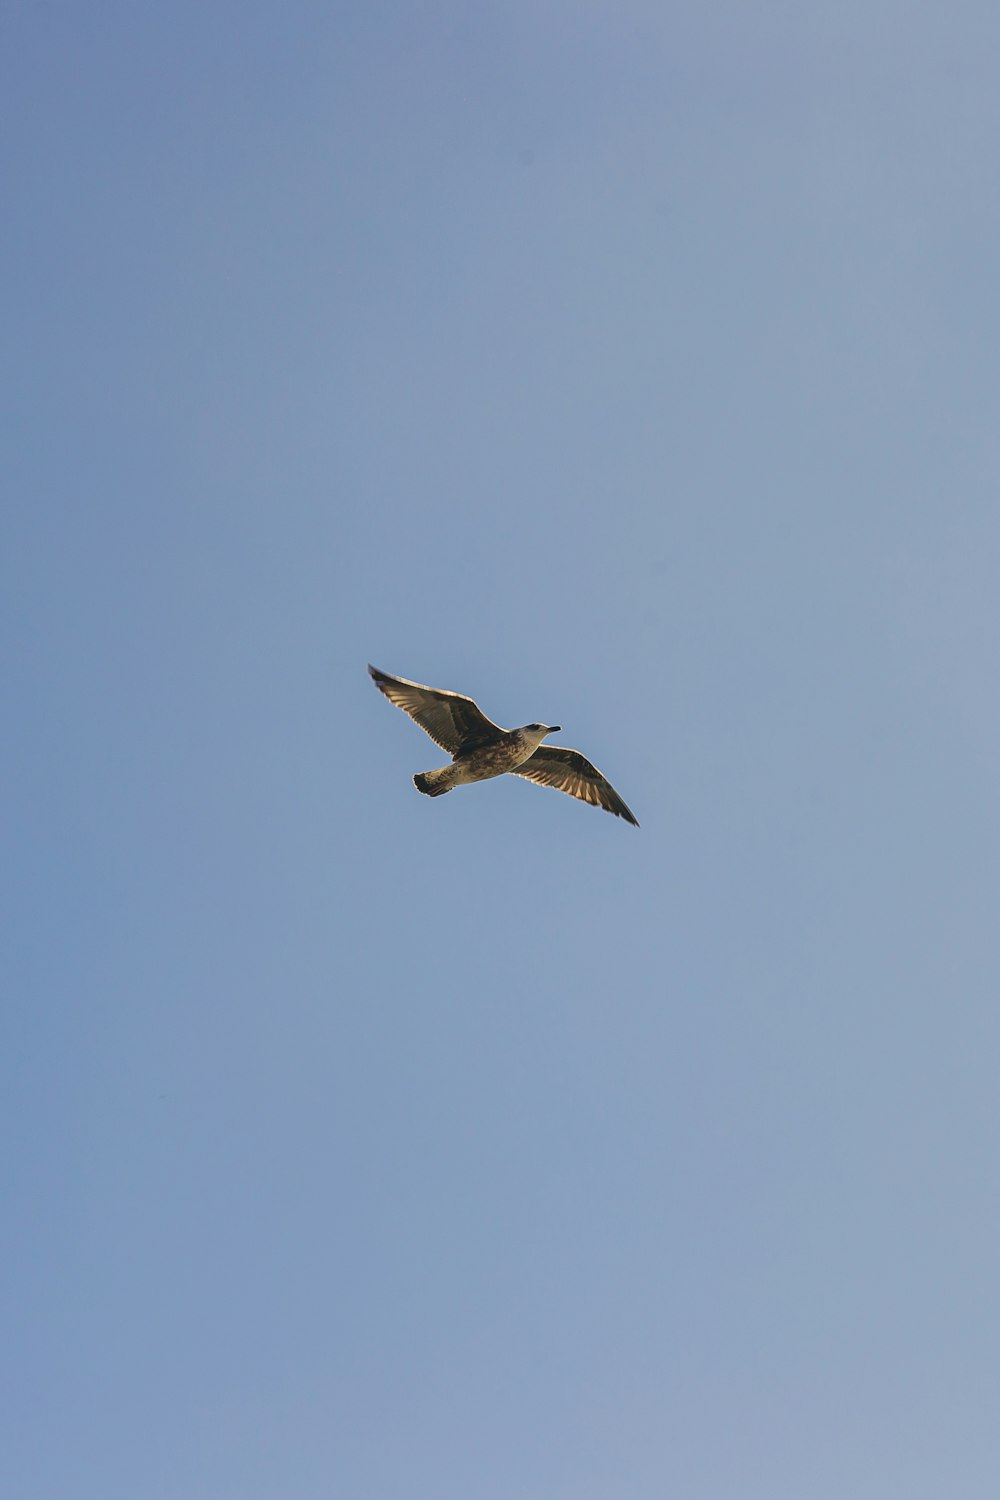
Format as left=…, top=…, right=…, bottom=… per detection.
left=513, top=745, right=639, bottom=825
left=368, top=665, right=505, bottom=754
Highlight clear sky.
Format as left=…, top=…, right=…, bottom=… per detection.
left=4, top=4, right=999, bottom=1497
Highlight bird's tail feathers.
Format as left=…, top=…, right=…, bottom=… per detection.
left=414, top=766, right=457, bottom=797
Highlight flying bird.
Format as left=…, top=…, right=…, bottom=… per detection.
left=368, top=665, right=638, bottom=826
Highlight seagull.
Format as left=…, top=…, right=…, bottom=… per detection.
left=368, top=665, right=638, bottom=826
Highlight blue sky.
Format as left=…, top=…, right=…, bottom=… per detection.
left=4, top=3, right=999, bottom=1496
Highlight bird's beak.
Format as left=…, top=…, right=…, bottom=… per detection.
left=547, top=725, right=561, bottom=734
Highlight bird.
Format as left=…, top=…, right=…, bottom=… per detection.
left=368, top=665, right=638, bottom=826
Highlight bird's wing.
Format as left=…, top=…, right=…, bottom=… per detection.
left=368, top=665, right=504, bottom=754
left=513, top=745, right=639, bottom=826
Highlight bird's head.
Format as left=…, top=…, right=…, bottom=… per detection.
left=521, top=722, right=560, bottom=748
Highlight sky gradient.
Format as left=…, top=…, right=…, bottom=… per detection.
left=4, top=4, right=1000, bottom=1497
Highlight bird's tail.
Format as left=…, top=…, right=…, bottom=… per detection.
left=413, top=766, right=459, bottom=797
